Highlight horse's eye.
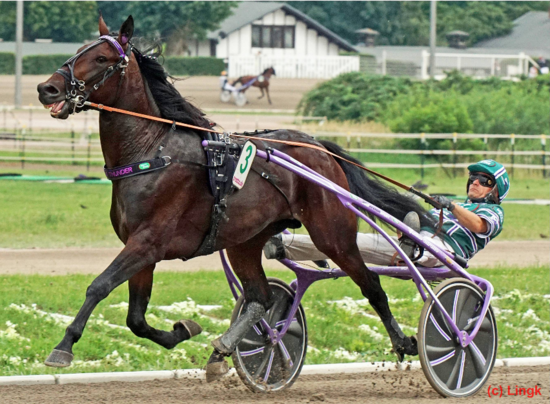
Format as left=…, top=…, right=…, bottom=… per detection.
left=96, top=56, right=107, bottom=63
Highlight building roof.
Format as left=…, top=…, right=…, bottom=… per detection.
left=207, top=2, right=357, bottom=52
left=474, top=11, right=550, bottom=53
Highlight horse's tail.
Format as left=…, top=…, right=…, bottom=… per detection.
left=318, top=140, right=434, bottom=228
left=232, top=77, right=243, bottom=86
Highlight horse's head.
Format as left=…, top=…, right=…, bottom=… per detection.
left=263, top=67, right=276, bottom=77
left=37, top=15, right=135, bottom=119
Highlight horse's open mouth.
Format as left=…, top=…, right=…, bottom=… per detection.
left=44, top=100, right=70, bottom=119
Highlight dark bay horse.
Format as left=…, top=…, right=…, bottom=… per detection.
left=37, top=16, right=430, bottom=380
left=232, top=67, right=275, bottom=104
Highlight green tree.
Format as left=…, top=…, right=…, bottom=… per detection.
left=289, top=1, right=549, bottom=47
left=0, top=1, right=97, bottom=42
left=100, top=1, right=237, bottom=55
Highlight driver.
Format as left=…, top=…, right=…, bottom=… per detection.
left=264, top=160, right=509, bottom=267
left=219, top=70, right=236, bottom=92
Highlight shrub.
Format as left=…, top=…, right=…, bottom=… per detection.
left=387, top=92, right=473, bottom=134
left=0, top=52, right=15, bottom=74
left=23, top=54, right=73, bottom=74
left=463, top=84, right=549, bottom=135
left=297, top=73, right=417, bottom=121
left=163, top=56, right=225, bottom=76
left=300, top=71, right=549, bottom=138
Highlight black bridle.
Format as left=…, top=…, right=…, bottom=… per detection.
left=55, top=35, right=132, bottom=114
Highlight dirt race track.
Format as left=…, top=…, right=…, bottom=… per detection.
left=0, top=240, right=547, bottom=275
left=1, top=366, right=547, bottom=404
left=0, top=75, right=324, bottom=111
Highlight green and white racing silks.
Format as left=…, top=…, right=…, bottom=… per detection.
left=422, top=202, right=504, bottom=259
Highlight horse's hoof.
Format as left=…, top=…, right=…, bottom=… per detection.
left=392, top=335, right=418, bottom=362
left=211, top=336, right=232, bottom=355
left=174, top=320, right=202, bottom=338
left=205, top=351, right=229, bottom=383
left=44, top=349, right=73, bottom=367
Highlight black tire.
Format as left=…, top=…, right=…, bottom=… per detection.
left=231, top=278, right=307, bottom=393
left=418, top=278, right=498, bottom=398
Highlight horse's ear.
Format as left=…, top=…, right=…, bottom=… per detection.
left=98, top=12, right=109, bottom=36
left=118, top=15, right=134, bottom=45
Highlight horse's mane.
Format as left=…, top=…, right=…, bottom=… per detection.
left=131, top=43, right=213, bottom=132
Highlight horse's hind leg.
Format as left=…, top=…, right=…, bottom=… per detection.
left=306, top=216, right=417, bottom=361
left=205, top=233, right=273, bottom=382
left=126, top=265, right=202, bottom=349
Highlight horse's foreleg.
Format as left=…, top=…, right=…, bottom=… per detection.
left=126, top=265, right=202, bottom=349
left=257, top=87, right=265, bottom=99
left=44, top=241, right=164, bottom=367
left=265, top=86, right=272, bottom=105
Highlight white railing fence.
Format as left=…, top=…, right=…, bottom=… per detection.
left=2, top=129, right=547, bottom=178
left=228, top=55, right=360, bottom=79
left=357, top=51, right=539, bottom=80
left=420, top=51, right=537, bottom=80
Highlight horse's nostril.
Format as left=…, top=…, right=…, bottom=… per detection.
left=37, top=82, right=61, bottom=96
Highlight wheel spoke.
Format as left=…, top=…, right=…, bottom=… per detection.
left=430, top=313, right=452, bottom=341
left=477, top=315, right=493, bottom=334
left=284, top=320, right=303, bottom=339
left=239, top=337, right=267, bottom=350
left=426, top=344, right=455, bottom=363
left=253, top=345, right=274, bottom=378
left=445, top=349, right=466, bottom=390
left=454, top=288, right=473, bottom=327
left=277, top=340, right=294, bottom=369
left=467, top=342, right=487, bottom=378
left=240, top=347, right=265, bottom=357
left=267, top=294, right=287, bottom=326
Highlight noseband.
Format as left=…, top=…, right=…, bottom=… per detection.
left=55, top=35, right=132, bottom=114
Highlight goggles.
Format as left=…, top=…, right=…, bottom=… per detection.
left=469, top=173, right=495, bottom=188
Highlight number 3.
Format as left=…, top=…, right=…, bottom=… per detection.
left=240, top=145, right=253, bottom=174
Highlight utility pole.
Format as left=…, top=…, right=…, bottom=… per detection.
left=15, top=0, right=23, bottom=108
left=429, top=0, right=437, bottom=79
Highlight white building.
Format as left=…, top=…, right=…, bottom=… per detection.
left=188, top=2, right=359, bottom=78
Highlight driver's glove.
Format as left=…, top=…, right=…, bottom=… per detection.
left=431, top=195, right=456, bottom=211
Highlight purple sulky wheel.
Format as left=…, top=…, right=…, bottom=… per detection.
left=231, top=278, right=307, bottom=393
left=418, top=278, right=498, bottom=398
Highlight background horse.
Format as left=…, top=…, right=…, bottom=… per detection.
left=232, top=67, right=275, bottom=104
left=37, top=16, right=431, bottom=380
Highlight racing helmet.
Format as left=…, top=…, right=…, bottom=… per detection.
left=466, top=159, right=510, bottom=204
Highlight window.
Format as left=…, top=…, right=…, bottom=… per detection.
left=284, top=27, right=294, bottom=48
left=261, top=26, right=272, bottom=48
left=252, top=26, right=261, bottom=47
left=251, top=25, right=295, bottom=48
left=272, top=27, right=283, bottom=48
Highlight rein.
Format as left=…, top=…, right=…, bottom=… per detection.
left=83, top=101, right=442, bottom=210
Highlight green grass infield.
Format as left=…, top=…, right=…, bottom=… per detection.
left=0, top=267, right=548, bottom=376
